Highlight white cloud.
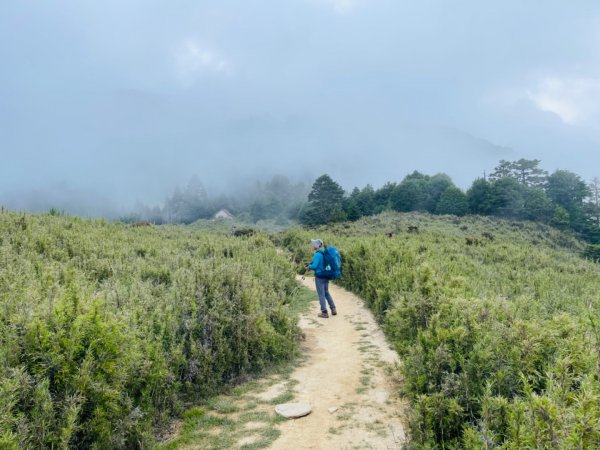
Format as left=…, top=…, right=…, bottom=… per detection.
left=527, top=76, right=600, bottom=125
left=175, top=39, right=231, bottom=86
left=311, top=0, right=361, bottom=15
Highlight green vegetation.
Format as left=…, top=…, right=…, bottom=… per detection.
left=122, top=159, right=599, bottom=246
left=4, top=204, right=599, bottom=448
left=160, top=350, right=306, bottom=450
left=0, top=211, right=305, bottom=448
left=280, top=211, right=600, bottom=449
left=300, top=174, right=346, bottom=226
left=299, top=159, right=600, bottom=244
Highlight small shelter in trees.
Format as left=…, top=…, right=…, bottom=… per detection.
left=214, top=209, right=234, bottom=220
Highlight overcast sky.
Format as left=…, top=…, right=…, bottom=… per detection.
left=1, top=0, right=600, bottom=215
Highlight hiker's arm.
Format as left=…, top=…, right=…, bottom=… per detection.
left=306, top=252, right=322, bottom=271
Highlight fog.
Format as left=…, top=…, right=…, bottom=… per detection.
left=1, top=1, right=600, bottom=216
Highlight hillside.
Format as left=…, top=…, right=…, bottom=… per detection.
left=302, top=210, right=585, bottom=249
left=279, top=211, right=600, bottom=448
left=0, top=212, right=306, bottom=448
left=2, top=210, right=598, bottom=448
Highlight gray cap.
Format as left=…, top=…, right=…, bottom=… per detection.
left=311, top=239, right=323, bottom=249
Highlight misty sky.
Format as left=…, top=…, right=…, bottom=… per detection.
left=1, top=0, right=600, bottom=215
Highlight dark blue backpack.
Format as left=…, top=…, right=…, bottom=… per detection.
left=320, top=246, right=342, bottom=280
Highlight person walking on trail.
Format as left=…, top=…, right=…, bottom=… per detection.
left=305, top=239, right=337, bottom=318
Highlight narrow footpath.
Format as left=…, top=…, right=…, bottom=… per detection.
left=269, top=276, right=407, bottom=449
left=164, top=277, right=407, bottom=450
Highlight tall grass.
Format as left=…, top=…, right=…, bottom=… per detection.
left=0, top=212, right=301, bottom=448
left=280, top=212, right=600, bottom=449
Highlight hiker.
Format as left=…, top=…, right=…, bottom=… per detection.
left=305, top=239, right=337, bottom=318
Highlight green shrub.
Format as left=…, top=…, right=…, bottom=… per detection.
left=0, top=213, right=302, bottom=448
left=583, top=243, right=600, bottom=261
left=280, top=211, right=600, bottom=449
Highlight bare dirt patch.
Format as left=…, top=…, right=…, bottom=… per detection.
left=244, top=421, right=268, bottom=431
left=238, top=435, right=261, bottom=447
left=255, top=382, right=288, bottom=402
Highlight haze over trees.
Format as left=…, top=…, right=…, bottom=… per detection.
left=116, top=158, right=600, bottom=247
left=124, top=175, right=309, bottom=225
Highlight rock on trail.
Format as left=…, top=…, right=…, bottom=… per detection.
left=275, top=403, right=312, bottom=419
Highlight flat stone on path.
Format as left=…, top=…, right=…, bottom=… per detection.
left=275, top=403, right=312, bottom=419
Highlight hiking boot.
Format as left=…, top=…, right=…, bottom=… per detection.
left=317, top=311, right=329, bottom=318
left=331, top=308, right=337, bottom=316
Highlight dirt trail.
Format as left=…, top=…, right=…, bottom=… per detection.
left=167, top=277, right=408, bottom=450
left=269, top=276, right=407, bottom=449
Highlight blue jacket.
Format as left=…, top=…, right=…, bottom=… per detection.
left=307, top=250, right=325, bottom=277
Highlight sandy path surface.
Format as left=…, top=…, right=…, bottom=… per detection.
left=269, top=276, right=407, bottom=450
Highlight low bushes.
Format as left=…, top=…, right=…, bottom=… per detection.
left=0, top=213, right=300, bottom=448
left=281, top=212, right=600, bottom=448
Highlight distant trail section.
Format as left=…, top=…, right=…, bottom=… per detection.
left=269, top=276, right=407, bottom=450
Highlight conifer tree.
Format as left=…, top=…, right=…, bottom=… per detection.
left=301, top=174, right=345, bottom=225
left=436, top=186, right=468, bottom=216
left=586, top=177, right=600, bottom=228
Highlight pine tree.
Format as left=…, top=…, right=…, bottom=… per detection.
left=546, top=170, right=590, bottom=231
left=301, top=174, right=345, bottom=225
left=435, top=187, right=468, bottom=216
left=488, top=159, right=547, bottom=187
left=467, top=178, right=494, bottom=215
left=586, top=177, right=600, bottom=228
left=511, top=158, right=548, bottom=187
left=488, top=160, right=513, bottom=181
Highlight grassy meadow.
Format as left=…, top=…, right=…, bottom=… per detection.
left=279, top=212, right=600, bottom=449
left=2, top=209, right=599, bottom=449
left=0, top=212, right=304, bottom=449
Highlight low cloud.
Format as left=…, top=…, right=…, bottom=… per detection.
left=527, top=76, right=600, bottom=125
left=0, top=182, right=121, bottom=218
left=175, top=39, right=231, bottom=86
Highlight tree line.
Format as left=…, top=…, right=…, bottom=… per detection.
left=301, top=159, right=600, bottom=244
left=123, top=159, right=600, bottom=245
